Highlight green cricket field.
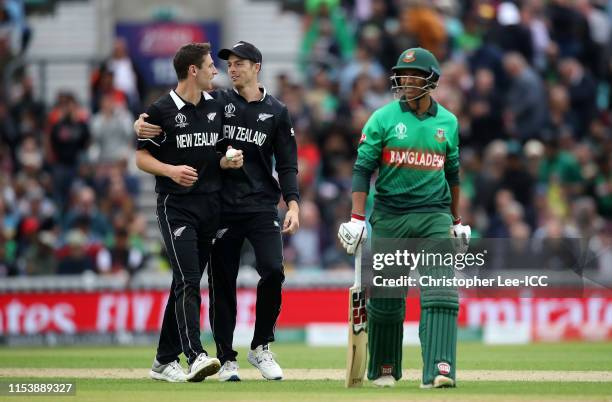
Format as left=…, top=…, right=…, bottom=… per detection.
left=0, top=342, right=611, bottom=401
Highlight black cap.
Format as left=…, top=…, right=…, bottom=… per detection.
left=218, top=41, right=262, bottom=64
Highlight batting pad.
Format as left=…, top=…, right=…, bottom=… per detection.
left=367, top=298, right=405, bottom=380
left=419, top=306, right=458, bottom=385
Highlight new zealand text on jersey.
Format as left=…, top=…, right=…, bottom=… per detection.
left=223, top=125, right=267, bottom=146
left=176, top=132, right=219, bottom=148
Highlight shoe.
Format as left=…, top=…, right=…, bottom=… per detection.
left=150, top=359, right=187, bottom=382
left=218, top=360, right=241, bottom=382
left=186, top=353, right=221, bottom=382
left=420, top=375, right=455, bottom=389
left=372, top=375, right=396, bottom=387
left=247, top=344, right=283, bottom=380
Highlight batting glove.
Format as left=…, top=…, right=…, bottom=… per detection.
left=338, top=214, right=367, bottom=255
left=450, top=218, right=471, bottom=254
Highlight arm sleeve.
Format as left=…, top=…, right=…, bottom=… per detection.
left=444, top=122, right=460, bottom=186
left=273, top=106, right=300, bottom=204
left=352, top=112, right=383, bottom=193
left=136, top=104, right=164, bottom=155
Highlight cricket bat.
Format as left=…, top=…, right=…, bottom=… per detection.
left=345, top=245, right=367, bottom=388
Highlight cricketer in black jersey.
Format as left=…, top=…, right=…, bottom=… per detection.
left=213, top=87, right=299, bottom=212
left=136, top=89, right=223, bottom=194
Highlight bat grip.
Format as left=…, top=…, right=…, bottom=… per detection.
left=354, top=244, right=362, bottom=288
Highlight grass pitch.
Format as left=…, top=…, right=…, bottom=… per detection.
left=1, top=342, right=611, bottom=401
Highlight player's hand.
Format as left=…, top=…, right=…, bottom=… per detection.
left=167, top=165, right=198, bottom=187
left=220, top=146, right=243, bottom=169
left=338, top=215, right=367, bottom=255
left=134, top=113, right=162, bottom=139
left=450, top=223, right=471, bottom=254
left=282, top=205, right=299, bottom=234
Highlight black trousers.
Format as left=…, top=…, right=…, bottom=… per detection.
left=209, top=211, right=285, bottom=364
left=155, top=192, right=220, bottom=365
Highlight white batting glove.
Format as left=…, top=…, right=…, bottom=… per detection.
left=450, top=218, right=471, bottom=254
left=338, top=214, right=367, bottom=255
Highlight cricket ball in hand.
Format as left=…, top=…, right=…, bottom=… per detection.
left=226, top=148, right=238, bottom=161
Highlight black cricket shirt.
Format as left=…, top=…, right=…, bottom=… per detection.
left=212, top=87, right=299, bottom=213
left=137, top=90, right=223, bottom=194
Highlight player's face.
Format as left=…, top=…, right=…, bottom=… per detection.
left=227, top=54, right=259, bottom=89
left=394, top=68, right=429, bottom=98
left=194, top=54, right=217, bottom=91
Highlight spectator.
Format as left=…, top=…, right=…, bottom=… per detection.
left=105, top=38, right=141, bottom=114
left=48, top=93, right=91, bottom=207
left=89, top=93, right=134, bottom=168
left=558, top=58, right=598, bottom=137
left=502, top=52, right=547, bottom=139
left=62, top=186, right=111, bottom=242
left=96, top=228, right=144, bottom=277
left=466, top=68, right=505, bottom=150
left=56, top=229, right=95, bottom=275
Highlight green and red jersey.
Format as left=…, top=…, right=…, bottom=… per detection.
left=352, top=99, right=460, bottom=214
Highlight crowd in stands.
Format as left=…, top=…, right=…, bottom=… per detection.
left=0, top=0, right=610, bottom=277
left=279, top=0, right=611, bottom=271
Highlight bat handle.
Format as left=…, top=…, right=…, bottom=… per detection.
left=354, top=244, right=362, bottom=288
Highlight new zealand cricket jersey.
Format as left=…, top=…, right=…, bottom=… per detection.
left=212, top=88, right=299, bottom=213
left=137, top=90, right=222, bottom=194
left=352, top=99, right=460, bottom=214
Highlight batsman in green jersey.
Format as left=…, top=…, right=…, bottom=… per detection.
left=338, top=48, right=471, bottom=389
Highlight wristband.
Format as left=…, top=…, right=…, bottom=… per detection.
left=452, top=216, right=462, bottom=225
left=351, top=213, right=366, bottom=221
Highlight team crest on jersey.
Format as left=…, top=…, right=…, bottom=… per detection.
left=206, top=112, right=216, bottom=122
left=257, top=113, right=273, bottom=122
left=290, top=128, right=295, bottom=136
left=435, top=128, right=446, bottom=143
left=224, top=103, right=236, bottom=118
left=359, top=133, right=367, bottom=144
left=394, top=122, right=407, bottom=139
left=175, top=113, right=188, bottom=128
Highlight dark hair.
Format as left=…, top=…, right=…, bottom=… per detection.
left=173, top=42, right=211, bottom=80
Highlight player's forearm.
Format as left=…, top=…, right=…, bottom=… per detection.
left=278, top=168, right=300, bottom=204
left=351, top=192, right=367, bottom=217
left=136, top=149, right=172, bottom=178
left=450, top=185, right=460, bottom=223
left=288, top=200, right=299, bottom=212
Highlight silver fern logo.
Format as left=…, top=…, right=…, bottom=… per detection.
left=173, top=226, right=187, bottom=239
left=257, top=113, right=273, bottom=122
left=207, top=112, right=216, bottom=122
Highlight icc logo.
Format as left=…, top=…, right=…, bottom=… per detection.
left=175, top=113, right=188, bottom=128
left=394, top=122, right=407, bottom=139
left=224, top=103, right=236, bottom=118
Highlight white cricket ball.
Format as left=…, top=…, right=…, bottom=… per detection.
left=226, top=148, right=238, bottom=161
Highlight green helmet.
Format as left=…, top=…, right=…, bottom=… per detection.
left=390, top=47, right=441, bottom=101
left=392, top=47, right=441, bottom=77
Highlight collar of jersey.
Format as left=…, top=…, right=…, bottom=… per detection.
left=232, top=86, right=267, bottom=103
left=399, top=97, right=438, bottom=118
left=169, top=90, right=214, bottom=110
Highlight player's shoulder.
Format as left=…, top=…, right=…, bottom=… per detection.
left=434, top=101, right=459, bottom=124
left=210, top=88, right=232, bottom=104
left=149, top=92, right=173, bottom=110
left=368, top=100, right=401, bottom=122
left=264, top=93, right=288, bottom=113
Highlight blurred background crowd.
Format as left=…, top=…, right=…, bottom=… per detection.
left=0, top=0, right=610, bottom=277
